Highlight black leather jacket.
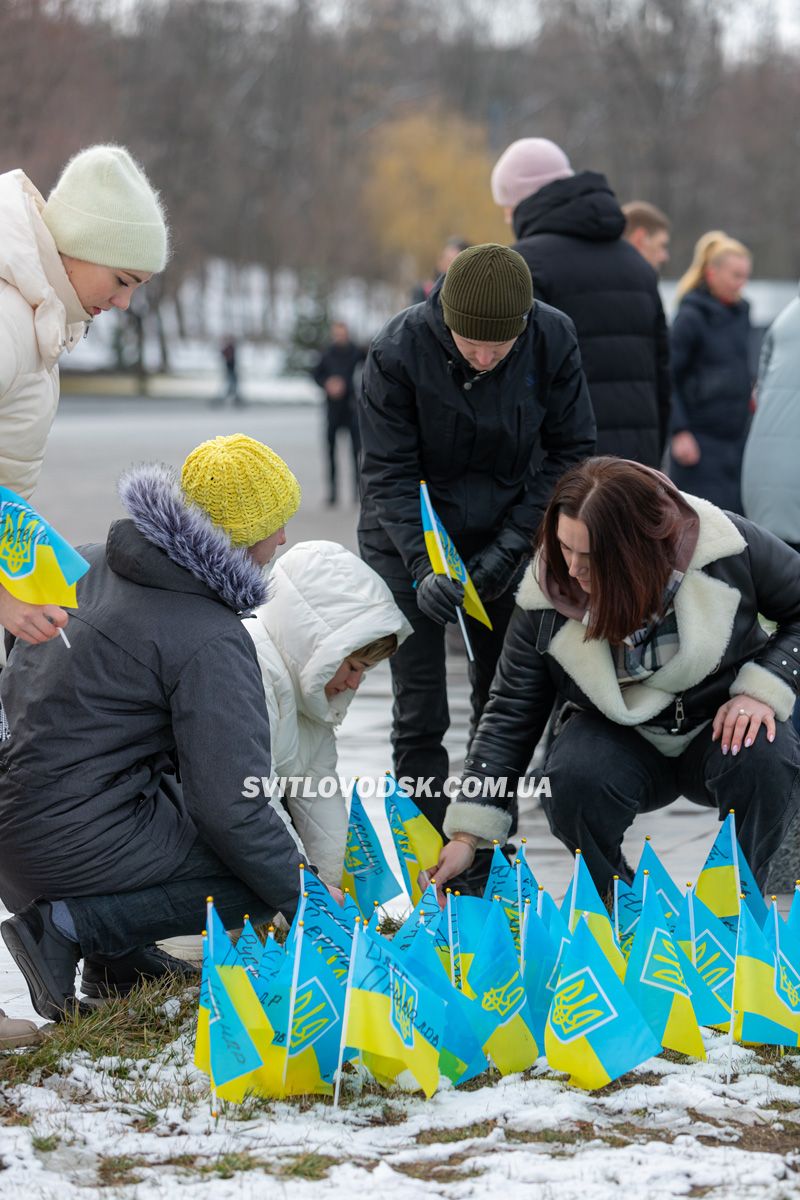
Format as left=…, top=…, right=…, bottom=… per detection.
left=457, top=509, right=800, bottom=821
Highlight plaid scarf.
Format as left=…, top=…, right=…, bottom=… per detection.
left=611, top=568, right=684, bottom=684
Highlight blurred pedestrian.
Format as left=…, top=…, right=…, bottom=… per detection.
left=311, top=320, right=365, bottom=505
left=410, top=236, right=470, bottom=305
left=622, top=201, right=671, bottom=274
left=491, top=138, right=670, bottom=467
left=218, top=335, right=241, bottom=407
left=669, top=231, right=753, bottom=513
left=358, top=243, right=595, bottom=838
left=0, top=143, right=168, bottom=646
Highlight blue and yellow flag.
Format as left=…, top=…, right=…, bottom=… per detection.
left=674, top=889, right=736, bottom=1017
left=696, top=813, right=767, bottom=933
left=346, top=923, right=445, bottom=1097
left=341, top=788, right=402, bottom=916
left=483, top=844, right=523, bottom=951
left=624, top=886, right=706, bottom=1059
left=545, top=917, right=661, bottom=1090
left=294, top=870, right=354, bottom=988
left=633, top=840, right=682, bottom=925
left=521, top=904, right=560, bottom=1049
left=455, top=899, right=539, bottom=1074
left=612, top=877, right=641, bottom=960
left=0, top=486, right=89, bottom=607
left=384, top=774, right=443, bottom=905
left=402, top=921, right=487, bottom=1086
left=235, top=917, right=265, bottom=976
left=207, top=963, right=265, bottom=1091
left=420, top=481, right=492, bottom=628
left=734, top=902, right=800, bottom=1047
left=393, top=882, right=443, bottom=956
left=565, top=852, right=626, bottom=981
left=783, top=884, right=800, bottom=964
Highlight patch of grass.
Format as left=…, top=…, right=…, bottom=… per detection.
left=199, top=1152, right=270, bottom=1180
left=597, top=1069, right=664, bottom=1094
left=363, top=1102, right=406, bottom=1126
left=417, top=1119, right=496, bottom=1145
left=278, top=1153, right=340, bottom=1180
left=764, top=1099, right=800, bottom=1114
left=96, top=1155, right=146, bottom=1187
left=0, top=975, right=196, bottom=1089
left=771, top=1055, right=800, bottom=1089
left=129, top=1109, right=159, bottom=1132
left=505, top=1122, right=595, bottom=1147
left=159, top=1154, right=198, bottom=1170
left=31, top=1133, right=60, bottom=1153
left=0, top=1098, right=31, bottom=1126
left=696, top=1120, right=800, bottom=1157
left=218, top=1093, right=274, bottom=1121
left=394, top=1152, right=487, bottom=1184
left=455, top=1067, right=497, bottom=1092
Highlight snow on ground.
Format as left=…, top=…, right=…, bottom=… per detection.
left=0, top=1023, right=799, bottom=1199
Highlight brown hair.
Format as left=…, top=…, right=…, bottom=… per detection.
left=350, top=633, right=398, bottom=666
left=622, top=200, right=671, bottom=237
left=538, top=458, right=683, bottom=644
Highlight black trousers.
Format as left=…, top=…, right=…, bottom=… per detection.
left=387, top=584, right=518, bottom=832
left=326, top=403, right=360, bottom=501
left=542, top=709, right=800, bottom=898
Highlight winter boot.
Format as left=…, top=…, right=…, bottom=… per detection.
left=0, top=902, right=82, bottom=1022
left=81, top=944, right=200, bottom=1000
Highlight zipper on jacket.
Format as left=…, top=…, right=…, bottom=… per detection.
left=670, top=696, right=685, bottom=734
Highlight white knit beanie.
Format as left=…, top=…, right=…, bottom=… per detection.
left=42, top=144, right=169, bottom=273
left=491, top=138, right=574, bottom=209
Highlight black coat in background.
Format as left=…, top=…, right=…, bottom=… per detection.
left=668, top=286, right=753, bottom=513
left=510, top=171, right=671, bottom=467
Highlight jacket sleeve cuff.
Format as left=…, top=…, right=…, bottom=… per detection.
left=730, top=661, right=796, bottom=722
left=442, top=801, right=513, bottom=849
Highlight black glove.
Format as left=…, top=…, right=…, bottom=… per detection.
left=416, top=573, right=465, bottom=625
left=468, top=528, right=532, bottom=602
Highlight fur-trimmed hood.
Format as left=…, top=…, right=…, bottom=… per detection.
left=114, top=462, right=269, bottom=612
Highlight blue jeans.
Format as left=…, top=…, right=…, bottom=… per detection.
left=61, top=838, right=284, bottom=957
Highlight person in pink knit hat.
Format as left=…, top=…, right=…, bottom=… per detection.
left=491, top=137, right=670, bottom=470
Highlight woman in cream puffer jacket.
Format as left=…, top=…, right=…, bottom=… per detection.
left=243, top=540, right=412, bottom=885
left=0, top=145, right=167, bottom=645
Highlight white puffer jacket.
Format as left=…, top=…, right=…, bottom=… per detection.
left=244, top=541, right=412, bottom=885
left=0, top=170, right=88, bottom=500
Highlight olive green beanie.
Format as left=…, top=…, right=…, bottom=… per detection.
left=440, top=243, right=533, bottom=342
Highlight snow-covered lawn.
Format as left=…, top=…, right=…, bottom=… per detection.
left=0, top=989, right=798, bottom=1200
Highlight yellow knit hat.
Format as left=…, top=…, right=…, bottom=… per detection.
left=180, top=434, right=301, bottom=546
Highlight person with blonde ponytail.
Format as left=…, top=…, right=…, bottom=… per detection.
left=669, top=231, right=753, bottom=512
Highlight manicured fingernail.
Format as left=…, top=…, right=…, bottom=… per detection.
left=732, top=744, right=739, bottom=756
left=722, top=744, right=728, bottom=755
left=745, top=738, right=752, bottom=748
left=768, top=732, right=775, bottom=742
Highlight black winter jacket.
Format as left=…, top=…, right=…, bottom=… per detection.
left=510, top=171, right=671, bottom=467
left=444, top=498, right=800, bottom=844
left=0, top=465, right=307, bottom=913
left=670, top=287, right=752, bottom=439
left=357, top=281, right=596, bottom=584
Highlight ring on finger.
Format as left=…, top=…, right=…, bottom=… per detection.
left=738, top=708, right=752, bottom=717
